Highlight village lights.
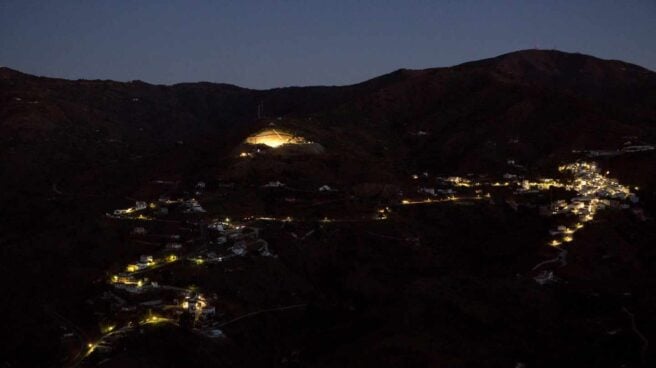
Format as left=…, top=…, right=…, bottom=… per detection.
left=142, top=314, right=168, bottom=324
left=95, top=157, right=641, bottom=354
left=549, top=240, right=562, bottom=247
left=102, top=325, right=115, bottom=334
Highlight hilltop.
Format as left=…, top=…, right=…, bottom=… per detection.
left=2, top=50, right=656, bottom=367
left=2, top=49, right=655, bottom=194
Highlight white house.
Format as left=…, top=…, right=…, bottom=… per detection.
left=263, top=181, right=285, bottom=188
left=140, top=255, right=154, bottom=264
left=418, top=187, right=436, bottom=196
left=231, top=241, right=247, bottom=256
left=132, top=227, right=147, bottom=235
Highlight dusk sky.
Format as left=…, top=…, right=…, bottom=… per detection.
left=1, top=0, right=655, bottom=89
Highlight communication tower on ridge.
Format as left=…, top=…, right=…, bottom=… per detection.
left=257, top=101, right=264, bottom=119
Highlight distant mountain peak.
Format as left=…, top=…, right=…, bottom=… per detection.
left=474, top=49, right=652, bottom=74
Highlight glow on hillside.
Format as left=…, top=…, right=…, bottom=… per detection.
left=245, top=129, right=306, bottom=148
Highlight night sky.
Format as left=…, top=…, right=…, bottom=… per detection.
left=1, top=0, right=654, bottom=89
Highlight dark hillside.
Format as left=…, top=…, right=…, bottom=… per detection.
left=1, top=50, right=656, bottom=367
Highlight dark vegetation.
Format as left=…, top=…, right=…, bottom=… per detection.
left=1, top=50, right=656, bottom=367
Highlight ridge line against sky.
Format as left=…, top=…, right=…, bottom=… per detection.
left=1, top=0, right=655, bottom=89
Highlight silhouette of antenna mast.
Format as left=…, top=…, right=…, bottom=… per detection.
left=257, top=101, right=264, bottom=119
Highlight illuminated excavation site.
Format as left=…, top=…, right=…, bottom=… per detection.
left=245, top=128, right=307, bottom=148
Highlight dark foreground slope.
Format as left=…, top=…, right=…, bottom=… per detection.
left=1, top=50, right=656, bottom=367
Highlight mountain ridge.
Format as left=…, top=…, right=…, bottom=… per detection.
left=2, top=49, right=655, bottom=202
left=3, top=49, right=656, bottom=367
left=2, top=49, right=654, bottom=88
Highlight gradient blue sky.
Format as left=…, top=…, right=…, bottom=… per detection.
left=1, top=0, right=654, bottom=89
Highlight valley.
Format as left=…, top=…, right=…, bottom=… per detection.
left=2, top=49, right=656, bottom=367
